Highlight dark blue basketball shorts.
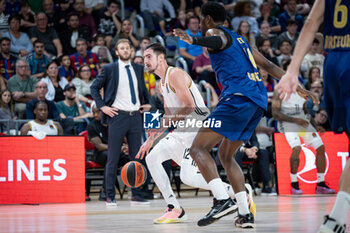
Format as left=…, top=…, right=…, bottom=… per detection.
left=206, top=94, right=265, bottom=142
left=323, top=51, right=350, bottom=133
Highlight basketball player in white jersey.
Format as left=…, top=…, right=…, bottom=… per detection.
left=272, top=90, right=335, bottom=195
left=21, top=101, right=63, bottom=136
left=136, top=43, right=255, bottom=224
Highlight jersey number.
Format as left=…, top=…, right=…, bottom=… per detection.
left=334, top=0, right=348, bottom=29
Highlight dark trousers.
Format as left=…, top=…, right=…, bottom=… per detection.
left=235, top=149, right=271, bottom=187
left=106, top=112, right=143, bottom=199
left=198, top=70, right=219, bottom=91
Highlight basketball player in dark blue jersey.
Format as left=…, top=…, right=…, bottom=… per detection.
left=276, top=0, right=350, bottom=232
left=174, top=1, right=315, bottom=229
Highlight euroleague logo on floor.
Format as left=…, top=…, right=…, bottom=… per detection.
left=297, top=144, right=329, bottom=184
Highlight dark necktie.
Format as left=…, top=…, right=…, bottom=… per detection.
left=125, top=64, right=136, bottom=104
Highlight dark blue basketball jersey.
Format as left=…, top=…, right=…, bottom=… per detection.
left=324, top=0, right=350, bottom=52
left=208, top=26, right=268, bottom=110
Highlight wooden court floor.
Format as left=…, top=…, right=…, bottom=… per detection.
left=0, top=192, right=349, bottom=233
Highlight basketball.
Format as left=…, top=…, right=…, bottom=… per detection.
left=121, top=161, right=147, bottom=188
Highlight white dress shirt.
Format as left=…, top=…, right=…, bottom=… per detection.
left=112, top=60, right=140, bottom=111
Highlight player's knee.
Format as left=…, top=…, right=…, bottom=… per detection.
left=292, top=146, right=302, bottom=155
left=180, top=169, right=193, bottom=187
left=316, top=144, right=325, bottom=153
left=189, top=146, right=201, bottom=160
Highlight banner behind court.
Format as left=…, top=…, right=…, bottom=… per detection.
left=0, top=136, right=85, bottom=204
left=275, top=132, right=348, bottom=195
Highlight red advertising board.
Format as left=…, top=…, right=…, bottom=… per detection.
left=0, top=136, right=85, bottom=204
left=275, top=132, right=349, bottom=195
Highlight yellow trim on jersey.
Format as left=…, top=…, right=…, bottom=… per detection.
left=162, top=66, right=171, bottom=86
left=53, top=121, right=59, bottom=132
left=167, top=67, right=176, bottom=94
left=28, top=122, right=32, bottom=131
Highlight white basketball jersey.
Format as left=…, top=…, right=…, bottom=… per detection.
left=280, top=93, right=307, bottom=119
left=28, top=120, right=58, bottom=136
left=161, top=66, right=209, bottom=120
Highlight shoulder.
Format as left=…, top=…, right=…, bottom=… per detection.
left=56, top=101, right=65, bottom=107
left=103, top=62, right=117, bottom=71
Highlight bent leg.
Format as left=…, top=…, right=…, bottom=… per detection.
left=146, top=138, right=181, bottom=208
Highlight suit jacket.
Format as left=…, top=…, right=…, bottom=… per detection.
left=90, top=61, right=149, bottom=124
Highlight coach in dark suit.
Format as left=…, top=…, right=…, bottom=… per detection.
left=91, top=39, right=151, bottom=205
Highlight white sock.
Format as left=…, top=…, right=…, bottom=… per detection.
left=236, top=191, right=249, bottom=215
left=208, top=178, right=230, bottom=200
left=329, top=191, right=350, bottom=225
left=223, top=182, right=235, bottom=198
left=317, top=173, right=325, bottom=183
left=290, top=173, right=298, bottom=183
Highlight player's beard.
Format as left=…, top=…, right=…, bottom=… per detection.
left=147, top=62, right=158, bottom=74
left=119, top=53, right=131, bottom=62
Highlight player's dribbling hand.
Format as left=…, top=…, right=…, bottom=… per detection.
left=136, top=139, right=153, bottom=160
left=275, top=72, right=298, bottom=101
left=173, top=29, right=193, bottom=44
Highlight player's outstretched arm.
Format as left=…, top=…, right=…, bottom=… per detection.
left=275, top=0, right=325, bottom=100
left=173, top=28, right=227, bottom=50
left=253, top=48, right=318, bottom=104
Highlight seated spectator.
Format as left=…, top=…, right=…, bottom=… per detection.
left=0, top=89, right=16, bottom=134
left=7, top=59, right=37, bottom=118
left=235, top=131, right=276, bottom=195
left=0, top=37, right=17, bottom=80
left=260, top=68, right=276, bottom=103
left=192, top=47, right=218, bottom=90
left=2, top=15, right=33, bottom=57
left=91, top=44, right=113, bottom=63
left=135, top=37, right=151, bottom=57
left=5, top=0, right=21, bottom=16
left=133, top=56, right=155, bottom=96
left=231, top=1, right=259, bottom=35
left=305, top=67, right=321, bottom=90
left=256, top=37, right=278, bottom=65
left=28, top=12, right=63, bottom=58
left=26, top=81, right=59, bottom=120
left=169, top=10, right=187, bottom=32
left=140, top=0, right=176, bottom=37
left=301, top=39, right=324, bottom=79
left=266, top=0, right=281, bottom=18
left=255, top=22, right=279, bottom=51
left=111, top=19, right=140, bottom=50
left=70, top=38, right=99, bottom=77
left=313, top=108, right=331, bottom=132
left=56, top=83, right=91, bottom=120
left=0, top=0, right=9, bottom=34
left=41, top=61, right=69, bottom=102
left=83, top=0, right=104, bottom=15
left=58, top=54, right=75, bottom=82
left=279, top=0, right=303, bottom=32
left=256, top=2, right=281, bottom=34
left=277, top=40, right=293, bottom=66
left=71, top=64, right=93, bottom=105
left=27, top=40, right=49, bottom=78
left=237, top=20, right=256, bottom=48
left=278, top=19, right=299, bottom=50
left=43, top=0, right=66, bottom=33
left=306, top=80, right=325, bottom=117
left=21, top=101, right=63, bottom=136
left=96, top=58, right=110, bottom=75
left=72, top=0, right=97, bottom=37
left=280, top=0, right=310, bottom=15
left=18, top=1, right=36, bottom=34
left=178, top=16, right=202, bottom=70
left=223, top=17, right=233, bottom=31
left=96, top=0, right=121, bottom=49
left=59, top=12, right=92, bottom=55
